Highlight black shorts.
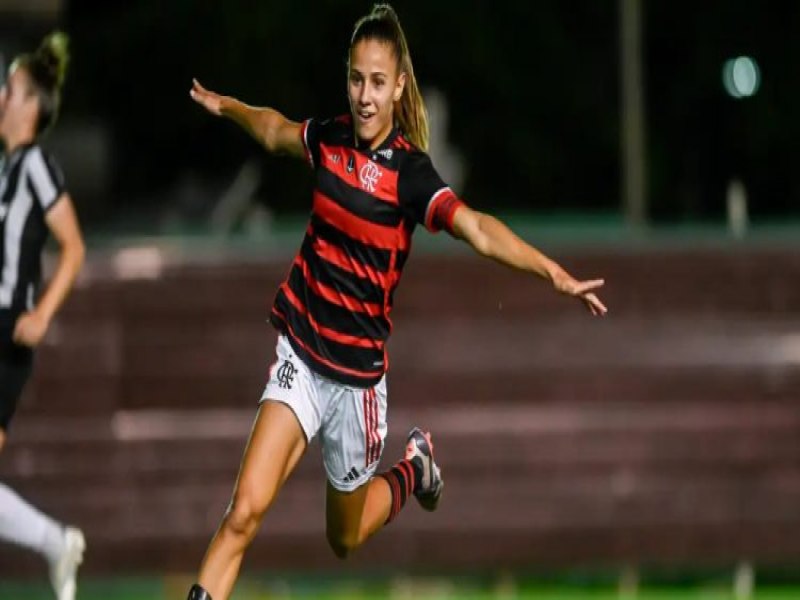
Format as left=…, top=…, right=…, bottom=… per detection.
left=0, top=328, right=34, bottom=431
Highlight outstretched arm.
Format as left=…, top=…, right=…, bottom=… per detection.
left=189, top=79, right=305, bottom=159
left=451, top=205, right=607, bottom=316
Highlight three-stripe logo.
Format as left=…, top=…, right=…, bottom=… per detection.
left=342, top=467, right=360, bottom=484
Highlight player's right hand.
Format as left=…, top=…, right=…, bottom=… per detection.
left=551, top=271, right=608, bottom=317
left=189, top=78, right=224, bottom=116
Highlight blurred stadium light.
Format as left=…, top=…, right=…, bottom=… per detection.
left=722, top=56, right=761, bottom=99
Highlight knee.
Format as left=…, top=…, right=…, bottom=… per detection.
left=222, top=492, right=266, bottom=543
left=326, top=527, right=362, bottom=560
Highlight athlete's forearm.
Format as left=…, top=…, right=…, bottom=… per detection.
left=35, top=239, right=84, bottom=324
left=470, top=212, right=563, bottom=282
left=219, top=98, right=286, bottom=153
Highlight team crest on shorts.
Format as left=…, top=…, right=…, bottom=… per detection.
left=276, top=359, right=297, bottom=389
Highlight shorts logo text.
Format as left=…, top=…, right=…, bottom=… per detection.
left=276, top=360, right=297, bottom=389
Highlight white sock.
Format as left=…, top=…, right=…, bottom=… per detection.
left=0, top=482, right=65, bottom=564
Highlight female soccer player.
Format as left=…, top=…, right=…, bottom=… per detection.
left=0, top=32, right=86, bottom=600
left=187, top=5, right=606, bottom=599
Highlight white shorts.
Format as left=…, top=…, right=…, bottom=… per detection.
left=261, top=335, right=387, bottom=492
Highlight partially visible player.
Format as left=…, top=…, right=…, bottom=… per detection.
left=0, top=32, right=86, bottom=600
left=186, top=5, right=606, bottom=599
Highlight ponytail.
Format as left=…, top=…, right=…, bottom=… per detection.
left=350, top=4, right=429, bottom=151
left=12, top=31, right=70, bottom=135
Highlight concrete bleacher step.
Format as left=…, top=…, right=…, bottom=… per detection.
left=9, top=465, right=800, bottom=538
left=4, top=423, right=798, bottom=485
left=22, top=312, right=800, bottom=412
left=59, top=250, right=800, bottom=319
left=20, top=366, right=798, bottom=415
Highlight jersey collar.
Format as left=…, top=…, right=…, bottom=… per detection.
left=1, top=142, right=34, bottom=172
left=354, top=125, right=400, bottom=154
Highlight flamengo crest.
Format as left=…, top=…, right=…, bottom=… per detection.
left=359, top=161, right=382, bottom=193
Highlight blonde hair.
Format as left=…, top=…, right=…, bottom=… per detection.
left=12, top=31, right=70, bottom=135
left=350, top=4, right=429, bottom=151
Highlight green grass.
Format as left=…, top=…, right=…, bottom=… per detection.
left=2, top=576, right=800, bottom=600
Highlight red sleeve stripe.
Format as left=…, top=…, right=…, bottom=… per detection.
left=441, top=198, right=466, bottom=234
left=294, top=256, right=384, bottom=317
left=312, top=237, right=390, bottom=289
left=280, top=283, right=383, bottom=349
left=272, top=306, right=385, bottom=379
left=313, top=190, right=409, bottom=252
left=301, top=119, right=314, bottom=168
left=424, top=187, right=455, bottom=231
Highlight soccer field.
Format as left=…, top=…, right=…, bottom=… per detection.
left=1, top=577, right=799, bottom=600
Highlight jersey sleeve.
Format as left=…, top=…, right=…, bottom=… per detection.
left=300, top=117, right=323, bottom=169
left=26, top=147, right=66, bottom=212
left=398, top=152, right=466, bottom=235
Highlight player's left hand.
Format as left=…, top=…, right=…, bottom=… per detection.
left=552, top=272, right=608, bottom=316
left=13, top=310, right=50, bottom=347
left=189, top=79, right=225, bottom=116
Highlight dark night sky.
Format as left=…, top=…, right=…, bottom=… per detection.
left=29, top=1, right=800, bottom=224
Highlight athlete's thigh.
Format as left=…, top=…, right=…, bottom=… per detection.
left=233, top=400, right=307, bottom=508
left=321, top=377, right=388, bottom=534
left=325, top=478, right=370, bottom=538
left=260, top=335, right=323, bottom=448
left=239, top=334, right=323, bottom=504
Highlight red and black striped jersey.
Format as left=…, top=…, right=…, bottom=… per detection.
left=270, top=114, right=465, bottom=387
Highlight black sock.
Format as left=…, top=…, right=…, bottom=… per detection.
left=380, top=457, right=423, bottom=523
left=187, top=583, right=213, bottom=600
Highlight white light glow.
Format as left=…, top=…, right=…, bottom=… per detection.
left=722, top=56, right=760, bottom=99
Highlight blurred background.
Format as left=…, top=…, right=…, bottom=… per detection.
left=1, top=0, right=799, bottom=598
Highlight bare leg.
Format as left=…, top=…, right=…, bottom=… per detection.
left=324, top=428, right=443, bottom=560
left=196, top=401, right=307, bottom=600
left=325, top=476, right=392, bottom=558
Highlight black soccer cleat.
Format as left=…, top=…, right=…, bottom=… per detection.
left=405, top=427, right=444, bottom=511
left=187, top=583, right=213, bottom=600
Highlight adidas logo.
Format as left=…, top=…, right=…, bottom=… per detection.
left=342, top=467, right=360, bottom=483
